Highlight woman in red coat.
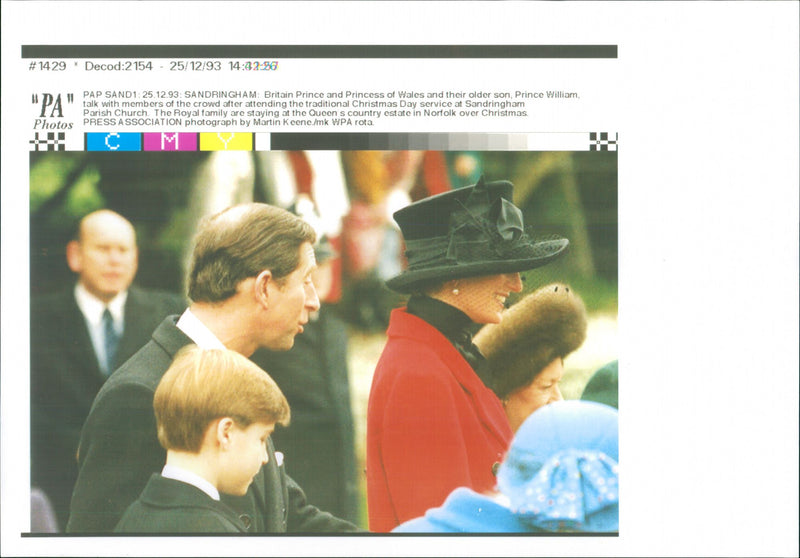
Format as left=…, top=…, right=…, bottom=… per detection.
left=366, top=177, right=569, bottom=531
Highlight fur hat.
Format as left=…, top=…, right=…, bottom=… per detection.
left=474, top=283, right=588, bottom=400
left=385, top=177, right=568, bottom=293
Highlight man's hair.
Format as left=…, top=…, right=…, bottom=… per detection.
left=154, top=345, right=291, bottom=452
left=187, top=203, right=316, bottom=302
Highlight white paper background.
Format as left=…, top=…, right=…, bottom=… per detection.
left=2, top=2, right=798, bottom=556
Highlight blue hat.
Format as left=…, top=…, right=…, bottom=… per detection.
left=496, top=400, right=619, bottom=532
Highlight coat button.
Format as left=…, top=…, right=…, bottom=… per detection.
left=492, top=462, right=501, bottom=476
left=239, top=514, right=252, bottom=530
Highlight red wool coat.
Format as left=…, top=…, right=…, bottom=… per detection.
left=366, top=308, right=513, bottom=532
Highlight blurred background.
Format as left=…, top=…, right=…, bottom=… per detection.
left=30, top=149, right=617, bottom=527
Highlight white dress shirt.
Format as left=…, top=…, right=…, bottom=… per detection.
left=175, top=308, right=226, bottom=350
left=74, top=283, right=127, bottom=374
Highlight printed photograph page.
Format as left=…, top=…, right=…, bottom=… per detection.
left=1, top=2, right=798, bottom=557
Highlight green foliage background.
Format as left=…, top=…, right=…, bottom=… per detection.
left=30, top=150, right=617, bottom=320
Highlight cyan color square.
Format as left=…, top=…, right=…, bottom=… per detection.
left=86, top=132, right=141, bottom=151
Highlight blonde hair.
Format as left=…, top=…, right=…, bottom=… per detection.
left=154, top=345, right=290, bottom=452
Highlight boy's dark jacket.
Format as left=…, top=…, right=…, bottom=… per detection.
left=115, top=474, right=247, bottom=533
left=67, top=316, right=360, bottom=533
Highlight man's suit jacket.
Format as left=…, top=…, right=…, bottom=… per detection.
left=115, top=474, right=247, bottom=533
left=67, top=316, right=360, bottom=534
left=30, top=285, right=185, bottom=529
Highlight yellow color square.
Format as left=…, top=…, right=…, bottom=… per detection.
left=199, top=132, right=253, bottom=151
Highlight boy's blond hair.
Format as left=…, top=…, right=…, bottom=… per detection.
left=154, top=345, right=290, bottom=452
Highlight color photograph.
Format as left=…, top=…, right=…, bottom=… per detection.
left=29, top=148, right=618, bottom=534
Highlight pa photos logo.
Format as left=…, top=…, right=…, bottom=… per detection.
left=30, top=92, right=75, bottom=151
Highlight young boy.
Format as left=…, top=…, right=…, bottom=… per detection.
left=114, top=345, right=290, bottom=533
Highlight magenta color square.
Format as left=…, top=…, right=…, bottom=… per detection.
left=142, top=133, right=198, bottom=151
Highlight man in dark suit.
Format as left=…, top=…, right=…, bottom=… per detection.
left=67, top=203, right=360, bottom=533
left=30, top=210, right=185, bottom=530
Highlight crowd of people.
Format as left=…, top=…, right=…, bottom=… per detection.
left=30, top=172, right=618, bottom=535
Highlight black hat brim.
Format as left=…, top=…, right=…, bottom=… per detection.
left=386, top=238, right=569, bottom=293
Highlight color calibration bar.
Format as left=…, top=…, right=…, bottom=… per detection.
left=30, top=132, right=618, bottom=152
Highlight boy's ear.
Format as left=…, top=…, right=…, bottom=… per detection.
left=253, top=269, right=273, bottom=309
left=215, top=417, right=236, bottom=450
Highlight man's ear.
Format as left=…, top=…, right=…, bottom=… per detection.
left=131, top=245, right=140, bottom=275
left=214, top=417, right=236, bottom=450
left=65, top=240, right=82, bottom=273
left=253, top=269, right=273, bottom=309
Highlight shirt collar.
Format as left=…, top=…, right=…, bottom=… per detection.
left=74, top=282, right=128, bottom=325
left=161, top=464, right=220, bottom=501
left=175, top=308, right=226, bottom=350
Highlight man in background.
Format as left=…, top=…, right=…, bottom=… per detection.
left=30, top=209, right=185, bottom=530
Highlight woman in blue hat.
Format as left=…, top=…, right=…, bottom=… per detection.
left=366, top=177, right=569, bottom=531
left=393, top=400, right=619, bottom=533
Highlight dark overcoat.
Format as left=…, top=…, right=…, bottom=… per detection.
left=30, top=285, right=185, bottom=528
left=67, top=316, right=360, bottom=533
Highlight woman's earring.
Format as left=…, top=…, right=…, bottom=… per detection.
left=452, top=287, right=460, bottom=295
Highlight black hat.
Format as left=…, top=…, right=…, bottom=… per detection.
left=386, top=177, right=569, bottom=293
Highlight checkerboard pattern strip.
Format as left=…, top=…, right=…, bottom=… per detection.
left=589, top=132, right=618, bottom=151
left=29, top=132, right=65, bottom=151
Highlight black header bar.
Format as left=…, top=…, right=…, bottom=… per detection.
left=22, top=45, right=616, bottom=59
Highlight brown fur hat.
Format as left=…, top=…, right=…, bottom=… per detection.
left=474, top=283, right=588, bottom=400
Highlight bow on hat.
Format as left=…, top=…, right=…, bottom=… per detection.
left=498, top=448, right=619, bottom=532
left=426, top=177, right=529, bottom=265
